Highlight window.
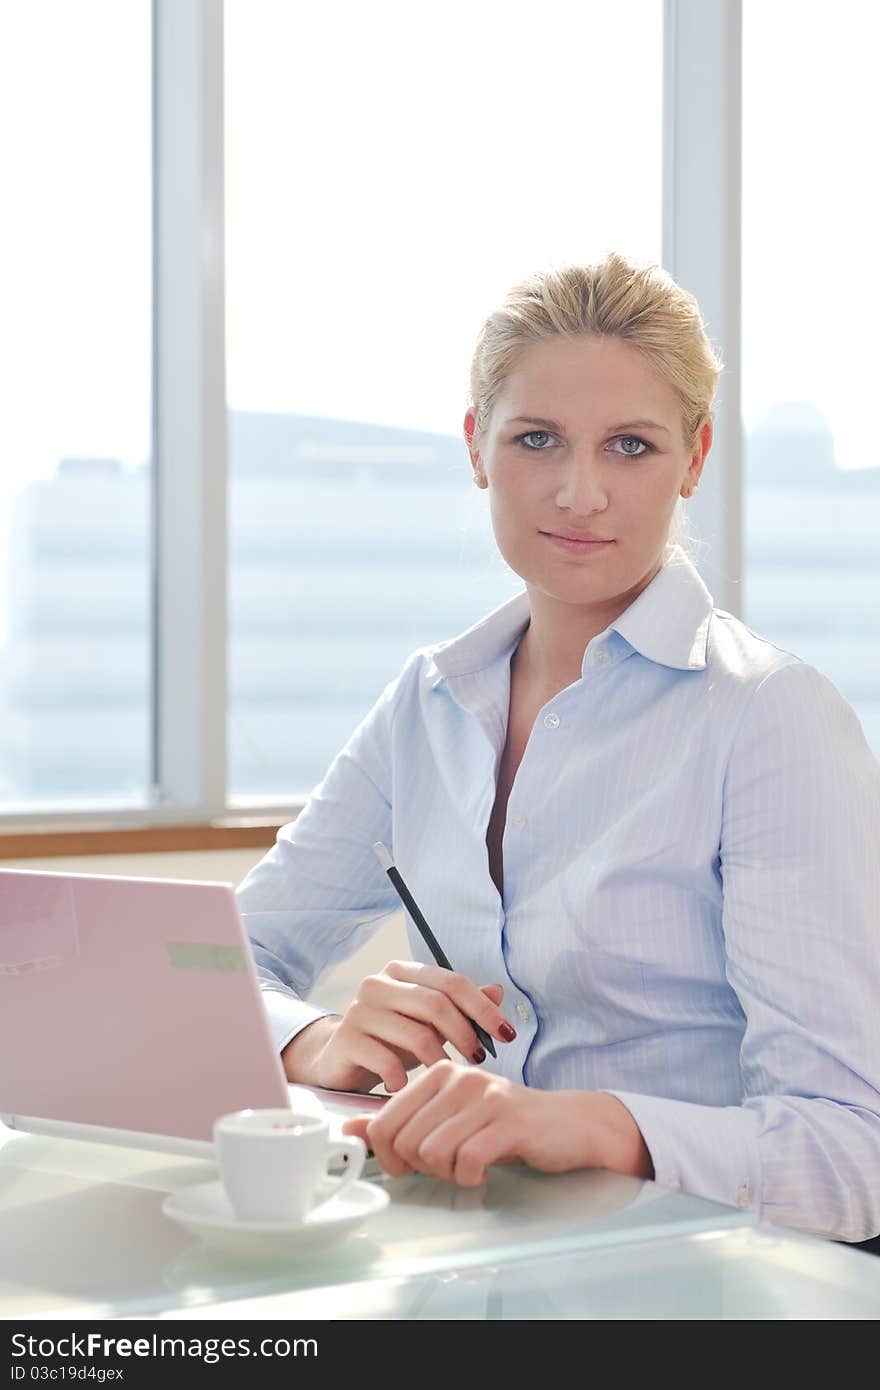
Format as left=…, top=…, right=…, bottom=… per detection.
left=0, top=1, right=153, bottom=811
left=743, top=0, right=880, bottom=753
left=0, top=2, right=743, bottom=835
left=224, top=0, right=663, bottom=802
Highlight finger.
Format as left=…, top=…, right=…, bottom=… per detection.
left=480, top=983, right=505, bottom=1006
left=452, top=1119, right=514, bottom=1187
left=341, top=1115, right=414, bottom=1178
left=364, top=1060, right=455, bottom=1175
left=380, top=961, right=517, bottom=1046
left=396, top=1096, right=490, bottom=1182
left=333, top=1025, right=412, bottom=1093
left=340, top=1116, right=371, bottom=1145
left=358, top=975, right=500, bottom=1064
left=346, top=1001, right=450, bottom=1071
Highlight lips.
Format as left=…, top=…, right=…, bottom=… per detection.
left=542, top=531, right=613, bottom=556
left=542, top=529, right=612, bottom=543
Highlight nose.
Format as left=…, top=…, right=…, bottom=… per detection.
left=554, top=449, right=609, bottom=516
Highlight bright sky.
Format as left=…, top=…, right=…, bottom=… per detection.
left=0, top=0, right=877, bottom=513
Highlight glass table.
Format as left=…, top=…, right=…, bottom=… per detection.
left=3, top=1119, right=878, bottom=1320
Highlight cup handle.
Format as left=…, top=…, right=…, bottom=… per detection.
left=314, top=1136, right=367, bottom=1207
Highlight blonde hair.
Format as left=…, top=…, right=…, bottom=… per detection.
left=467, top=251, right=723, bottom=556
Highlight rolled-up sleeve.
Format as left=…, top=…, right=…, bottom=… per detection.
left=603, top=658, right=880, bottom=1242
left=236, top=655, right=418, bottom=1053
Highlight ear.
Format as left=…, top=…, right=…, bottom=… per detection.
left=684, top=417, right=713, bottom=494
left=464, top=408, right=481, bottom=465
left=464, top=408, right=488, bottom=487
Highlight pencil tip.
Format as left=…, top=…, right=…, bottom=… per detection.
left=372, top=841, right=393, bottom=872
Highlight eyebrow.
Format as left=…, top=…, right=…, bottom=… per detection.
left=507, top=414, right=671, bottom=435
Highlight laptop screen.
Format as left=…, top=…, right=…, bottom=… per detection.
left=0, top=870, right=291, bottom=1145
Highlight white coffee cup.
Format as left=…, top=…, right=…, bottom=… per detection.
left=213, top=1108, right=367, bottom=1224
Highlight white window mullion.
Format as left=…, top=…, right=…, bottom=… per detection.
left=154, top=0, right=228, bottom=819
left=664, top=0, right=743, bottom=615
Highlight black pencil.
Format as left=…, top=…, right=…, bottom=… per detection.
left=372, top=842, right=497, bottom=1060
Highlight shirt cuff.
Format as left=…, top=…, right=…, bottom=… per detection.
left=260, top=987, right=338, bottom=1054
left=599, top=1089, right=763, bottom=1215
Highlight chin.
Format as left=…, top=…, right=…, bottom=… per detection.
left=525, top=570, right=614, bottom=605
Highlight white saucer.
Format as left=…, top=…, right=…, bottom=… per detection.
left=161, top=1179, right=389, bottom=1259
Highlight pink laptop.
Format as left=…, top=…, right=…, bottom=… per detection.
left=0, top=869, right=318, bottom=1156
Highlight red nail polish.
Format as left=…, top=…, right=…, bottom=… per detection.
left=499, top=1022, right=517, bottom=1042
left=472, top=1047, right=486, bottom=1064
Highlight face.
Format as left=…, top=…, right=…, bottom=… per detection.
left=464, top=334, right=712, bottom=617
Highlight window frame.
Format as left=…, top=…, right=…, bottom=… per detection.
left=0, top=0, right=742, bottom=848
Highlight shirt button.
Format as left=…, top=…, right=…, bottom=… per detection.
left=592, top=647, right=608, bottom=665
left=510, top=814, right=526, bottom=829
left=543, top=712, right=560, bottom=729
left=735, top=1185, right=750, bottom=1208
left=516, top=1002, right=531, bottom=1021
left=666, top=1177, right=681, bottom=1191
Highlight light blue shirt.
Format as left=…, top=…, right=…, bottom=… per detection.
left=236, top=545, right=880, bottom=1243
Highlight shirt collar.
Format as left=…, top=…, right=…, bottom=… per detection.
left=428, top=590, right=532, bottom=683
left=428, top=545, right=714, bottom=683
left=608, top=545, right=714, bottom=672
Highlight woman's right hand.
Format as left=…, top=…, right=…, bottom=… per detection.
left=280, top=959, right=517, bottom=1093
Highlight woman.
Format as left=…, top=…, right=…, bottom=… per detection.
left=236, top=252, right=880, bottom=1243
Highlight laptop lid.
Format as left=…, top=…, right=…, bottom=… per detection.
left=0, top=869, right=291, bottom=1154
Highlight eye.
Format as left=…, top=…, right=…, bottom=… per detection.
left=514, top=430, right=556, bottom=451
left=611, top=435, right=653, bottom=457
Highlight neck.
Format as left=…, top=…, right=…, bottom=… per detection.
left=516, top=560, right=663, bottom=695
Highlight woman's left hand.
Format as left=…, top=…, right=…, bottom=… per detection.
left=340, top=1059, right=652, bottom=1187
